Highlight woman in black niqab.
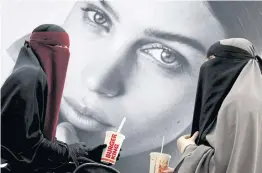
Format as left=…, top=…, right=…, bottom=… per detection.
left=164, top=38, right=262, bottom=173
left=191, top=38, right=261, bottom=145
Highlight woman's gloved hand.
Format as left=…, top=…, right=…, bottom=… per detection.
left=116, top=149, right=121, bottom=161
left=68, top=143, right=122, bottom=166
left=68, top=142, right=91, bottom=164
left=88, top=145, right=122, bottom=166
left=87, top=144, right=107, bottom=163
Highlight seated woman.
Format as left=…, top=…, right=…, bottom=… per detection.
left=1, top=24, right=119, bottom=173
left=164, top=38, right=262, bottom=173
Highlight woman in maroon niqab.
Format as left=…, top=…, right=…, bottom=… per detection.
left=1, top=24, right=75, bottom=172
left=1, top=24, right=118, bottom=173
left=29, top=24, right=70, bottom=141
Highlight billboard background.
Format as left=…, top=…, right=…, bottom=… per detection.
left=1, top=1, right=262, bottom=173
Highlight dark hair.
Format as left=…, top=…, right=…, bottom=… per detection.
left=32, top=24, right=66, bottom=32
left=207, top=1, right=262, bottom=54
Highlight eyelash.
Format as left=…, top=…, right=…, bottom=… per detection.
left=80, top=5, right=184, bottom=71
left=140, top=43, right=183, bottom=69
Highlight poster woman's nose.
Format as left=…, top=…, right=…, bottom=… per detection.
left=83, top=36, right=137, bottom=98
left=83, top=57, right=126, bottom=98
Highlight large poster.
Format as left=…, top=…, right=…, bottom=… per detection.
left=1, top=1, right=262, bottom=173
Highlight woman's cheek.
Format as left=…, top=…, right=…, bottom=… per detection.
left=56, top=122, right=80, bottom=144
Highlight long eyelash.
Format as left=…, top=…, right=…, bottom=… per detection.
left=143, top=43, right=171, bottom=52
left=80, top=7, right=88, bottom=12
left=81, top=7, right=102, bottom=14
left=151, top=43, right=165, bottom=49
left=141, top=43, right=189, bottom=69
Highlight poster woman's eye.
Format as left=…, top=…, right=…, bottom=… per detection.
left=81, top=6, right=112, bottom=32
left=140, top=43, right=183, bottom=68
left=93, top=12, right=106, bottom=24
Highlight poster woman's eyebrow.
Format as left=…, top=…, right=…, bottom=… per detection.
left=145, top=28, right=206, bottom=53
left=99, top=0, right=119, bottom=21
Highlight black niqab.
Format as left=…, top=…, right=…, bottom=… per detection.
left=191, top=41, right=260, bottom=145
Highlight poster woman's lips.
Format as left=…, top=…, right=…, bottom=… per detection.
left=63, top=97, right=113, bottom=131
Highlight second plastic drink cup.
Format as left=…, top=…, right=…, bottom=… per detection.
left=149, top=152, right=171, bottom=173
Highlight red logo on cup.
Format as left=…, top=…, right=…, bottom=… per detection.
left=105, top=134, right=120, bottom=160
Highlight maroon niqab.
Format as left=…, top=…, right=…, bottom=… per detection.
left=29, top=30, right=70, bottom=141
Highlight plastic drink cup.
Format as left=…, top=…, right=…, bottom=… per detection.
left=149, top=152, right=171, bottom=173
left=101, top=131, right=125, bottom=165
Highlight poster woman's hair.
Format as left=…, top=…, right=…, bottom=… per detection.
left=207, top=1, right=262, bottom=54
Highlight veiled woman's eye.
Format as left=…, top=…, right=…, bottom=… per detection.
left=140, top=43, right=182, bottom=68
left=55, top=45, right=68, bottom=48
left=47, top=44, right=68, bottom=48
left=81, top=7, right=112, bottom=32
left=206, top=55, right=216, bottom=61
left=55, top=44, right=63, bottom=47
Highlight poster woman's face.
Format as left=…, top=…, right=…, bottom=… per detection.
left=61, top=0, right=225, bottom=156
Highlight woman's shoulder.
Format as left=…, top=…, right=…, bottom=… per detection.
left=1, top=50, right=15, bottom=87
left=11, top=66, right=46, bottom=88
left=222, top=94, right=262, bottom=113
left=2, top=60, right=46, bottom=90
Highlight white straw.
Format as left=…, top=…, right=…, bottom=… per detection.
left=117, top=117, right=126, bottom=133
left=160, top=136, right=165, bottom=153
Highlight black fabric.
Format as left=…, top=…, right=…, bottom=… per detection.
left=256, top=55, right=262, bottom=72
left=1, top=45, right=71, bottom=172
left=1, top=160, right=122, bottom=173
left=190, top=42, right=258, bottom=145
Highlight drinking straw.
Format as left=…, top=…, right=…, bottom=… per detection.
left=0, top=163, right=7, bottom=168
left=160, top=136, right=165, bottom=153
left=117, top=117, right=126, bottom=133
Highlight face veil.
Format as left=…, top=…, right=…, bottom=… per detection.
left=190, top=38, right=262, bottom=145
left=29, top=24, right=70, bottom=141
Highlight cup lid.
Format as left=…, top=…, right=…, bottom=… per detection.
left=149, top=152, right=171, bottom=158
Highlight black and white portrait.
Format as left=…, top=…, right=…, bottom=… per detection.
left=1, top=1, right=262, bottom=173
